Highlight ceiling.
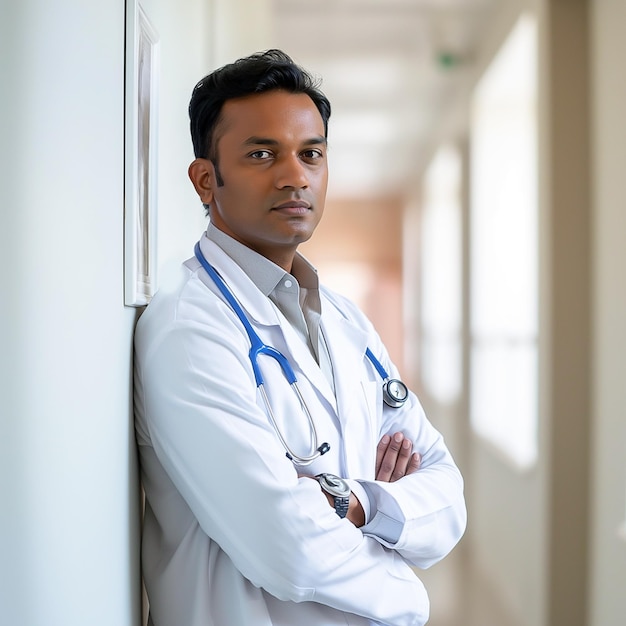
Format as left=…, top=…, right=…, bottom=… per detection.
left=270, top=0, right=499, bottom=200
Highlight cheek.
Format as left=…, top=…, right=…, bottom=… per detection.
left=236, top=176, right=269, bottom=199
left=219, top=180, right=257, bottom=209
left=310, top=166, right=328, bottom=190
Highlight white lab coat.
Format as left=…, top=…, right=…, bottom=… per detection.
left=134, top=233, right=466, bottom=626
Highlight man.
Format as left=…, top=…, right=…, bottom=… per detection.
left=134, top=49, right=466, bottom=626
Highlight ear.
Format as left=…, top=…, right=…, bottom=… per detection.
left=188, top=158, right=216, bottom=205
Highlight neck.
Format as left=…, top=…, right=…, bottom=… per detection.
left=267, top=250, right=296, bottom=273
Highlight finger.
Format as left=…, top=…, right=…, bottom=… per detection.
left=375, top=434, right=391, bottom=477
left=377, top=432, right=405, bottom=482
left=389, top=437, right=414, bottom=482
left=406, top=452, right=421, bottom=476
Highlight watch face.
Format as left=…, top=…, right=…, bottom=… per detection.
left=317, top=473, right=351, bottom=497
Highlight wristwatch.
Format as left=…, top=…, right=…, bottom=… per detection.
left=315, top=473, right=350, bottom=518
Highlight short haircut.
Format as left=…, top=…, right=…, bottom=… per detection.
left=188, top=49, right=331, bottom=161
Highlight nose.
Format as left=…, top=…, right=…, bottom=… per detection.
left=275, top=154, right=309, bottom=189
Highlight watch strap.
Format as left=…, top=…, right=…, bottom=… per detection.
left=333, top=495, right=349, bottom=518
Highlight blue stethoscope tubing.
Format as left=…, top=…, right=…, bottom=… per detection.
left=194, top=242, right=408, bottom=465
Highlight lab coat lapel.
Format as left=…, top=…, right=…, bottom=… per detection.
left=322, top=315, right=368, bottom=419
left=197, top=236, right=338, bottom=410
left=321, top=310, right=376, bottom=478
left=276, top=313, right=338, bottom=411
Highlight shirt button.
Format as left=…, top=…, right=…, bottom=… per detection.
left=284, top=279, right=293, bottom=288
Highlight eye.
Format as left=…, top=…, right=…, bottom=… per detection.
left=249, top=149, right=273, bottom=160
left=301, top=148, right=324, bottom=161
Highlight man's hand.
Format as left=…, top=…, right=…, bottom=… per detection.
left=301, top=432, right=421, bottom=528
left=375, top=432, right=421, bottom=482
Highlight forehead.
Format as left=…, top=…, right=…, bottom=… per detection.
left=216, top=90, right=325, bottom=144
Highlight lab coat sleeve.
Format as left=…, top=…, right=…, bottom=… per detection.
left=135, top=288, right=430, bottom=626
left=330, top=292, right=467, bottom=569
left=356, top=409, right=467, bottom=569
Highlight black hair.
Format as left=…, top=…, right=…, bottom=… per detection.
left=188, top=49, right=331, bottom=162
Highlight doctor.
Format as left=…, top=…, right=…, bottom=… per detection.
left=134, top=49, right=466, bottom=626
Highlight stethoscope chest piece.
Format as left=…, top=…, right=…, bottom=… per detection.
left=382, top=378, right=409, bottom=408
left=365, top=347, right=409, bottom=409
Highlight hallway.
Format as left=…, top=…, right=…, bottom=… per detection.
left=1, top=1, right=625, bottom=625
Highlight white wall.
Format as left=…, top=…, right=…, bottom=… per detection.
left=0, top=1, right=139, bottom=623
left=0, top=0, right=224, bottom=623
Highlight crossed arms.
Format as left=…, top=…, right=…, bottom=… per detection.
left=308, top=431, right=422, bottom=527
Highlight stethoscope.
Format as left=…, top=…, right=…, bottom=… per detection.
left=194, top=242, right=409, bottom=465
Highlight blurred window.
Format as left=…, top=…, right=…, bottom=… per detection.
left=469, top=14, right=538, bottom=469
left=420, top=145, right=463, bottom=405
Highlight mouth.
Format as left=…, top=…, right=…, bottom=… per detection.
left=271, top=200, right=312, bottom=215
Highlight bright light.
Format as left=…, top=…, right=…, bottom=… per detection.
left=469, top=14, right=538, bottom=469
left=420, top=145, right=462, bottom=404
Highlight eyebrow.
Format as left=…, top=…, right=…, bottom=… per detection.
left=243, top=135, right=327, bottom=147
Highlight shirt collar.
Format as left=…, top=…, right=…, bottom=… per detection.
left=206, top=222, right=319, bottom=293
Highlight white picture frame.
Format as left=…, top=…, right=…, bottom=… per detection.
left=124, top=0, right=160, bottom=306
